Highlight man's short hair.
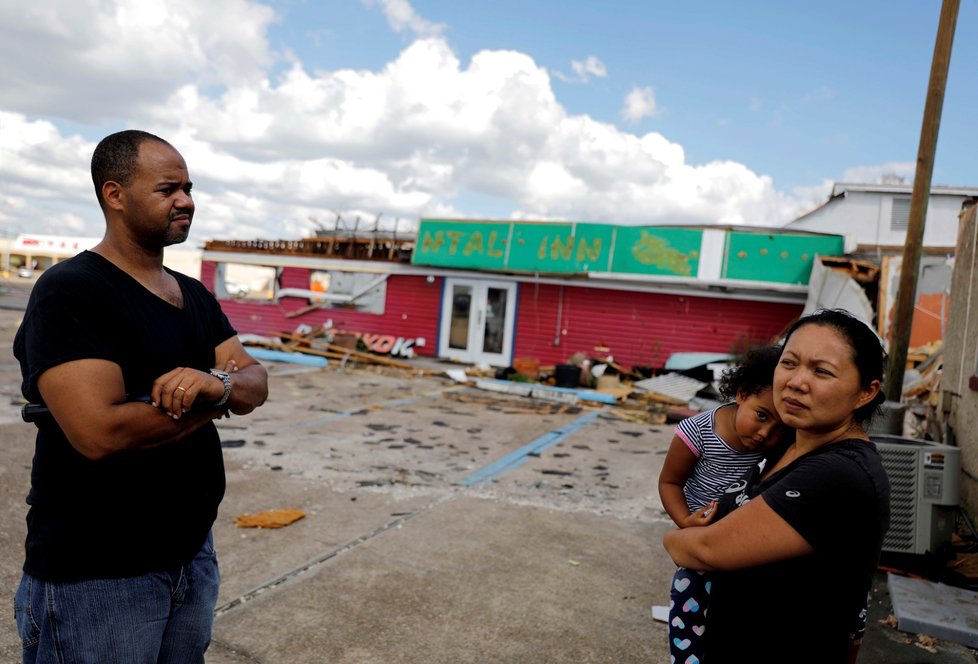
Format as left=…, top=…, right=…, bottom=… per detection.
left=91, top=130, right=172, bottom=208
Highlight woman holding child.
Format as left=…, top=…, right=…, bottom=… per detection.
left=664, top=309, right=891, bottom=662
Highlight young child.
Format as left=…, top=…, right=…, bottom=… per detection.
left=657, top=345, right=787, bottom=663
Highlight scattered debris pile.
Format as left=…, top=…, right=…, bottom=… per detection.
left=242, top=333, right=725, bottom=425
left=243, top=325, right=438, bottom=375
left=901, top=341, right=943, bottom=440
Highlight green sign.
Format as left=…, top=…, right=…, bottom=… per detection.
left=413, top=219, right=841, bottom=285
left=611, top=226, right=702, bottom=277
left=724, top=232, right=844, bottom=284
left=506, top=223, right=614, bottom=273
left=414, top=221, right=510, bottom=270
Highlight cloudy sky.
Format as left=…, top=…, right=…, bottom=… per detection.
left=1, top=0, right=975, bottom=244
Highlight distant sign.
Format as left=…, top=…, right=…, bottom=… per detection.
left=13, top=234, right=99, bottom=255
left=412, top=219, right=843, bottom=285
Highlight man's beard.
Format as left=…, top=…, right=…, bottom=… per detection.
left=161, top=217, right=191, bottom=247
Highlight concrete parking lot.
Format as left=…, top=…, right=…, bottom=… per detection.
left=0, top=276, right=974, bottom=663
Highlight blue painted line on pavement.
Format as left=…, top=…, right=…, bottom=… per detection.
left=462, top=409, right=604, bottom=486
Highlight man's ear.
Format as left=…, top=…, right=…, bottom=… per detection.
left=101, top=181, right=125, bottom=211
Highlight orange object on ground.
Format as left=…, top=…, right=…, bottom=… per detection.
left=235, top=507, right=306, bottom=529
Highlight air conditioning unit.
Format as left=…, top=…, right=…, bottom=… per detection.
left=872, top=435, right=960, bottom=555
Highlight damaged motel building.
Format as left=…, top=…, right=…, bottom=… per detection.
left=199, top=182, right=978, bottom=520
left=202, top=183, right=974, bottom=374
left=203, top=221, right=840, bottom=371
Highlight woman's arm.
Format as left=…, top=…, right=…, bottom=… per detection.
left=663, top=494, right=813, bottom=571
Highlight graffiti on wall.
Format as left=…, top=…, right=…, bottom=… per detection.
left=338, top=331, right=425, bottom=358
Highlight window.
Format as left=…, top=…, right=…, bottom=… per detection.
left=215, top=263, right=278, bottom=301
left=308, top=270, right=386, bottom=314
left=890, top=197, right=911, bottom=231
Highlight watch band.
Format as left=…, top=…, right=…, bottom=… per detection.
left=210, top=369, right=232, bottom=407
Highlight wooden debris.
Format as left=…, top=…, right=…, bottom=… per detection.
left=284, top=302, right=326, bottom=319
left=235, top=507, right=306, bottom=529
left=900, top=342, right=944, bottom=439
left=914, top=634, right=939, bottom=654
left=610, top=408, right=667, bottom=426
left=820, top=255, right=880, bottom=283
left=445, top=391, right=581, bottom=415
left=256, top=331, right=442, bottom=374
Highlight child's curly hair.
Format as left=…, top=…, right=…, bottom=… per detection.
left=717, top=345, right=782, bottom=401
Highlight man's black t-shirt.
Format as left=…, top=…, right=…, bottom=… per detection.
left=13, top=251, right=235, bottom=581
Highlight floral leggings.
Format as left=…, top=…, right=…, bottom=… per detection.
left=668, top=566, right=710, bottom=664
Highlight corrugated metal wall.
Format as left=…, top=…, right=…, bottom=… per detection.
left=202, top=263, right=443, bottom=356
left=513, top=282, right=801, bottom=368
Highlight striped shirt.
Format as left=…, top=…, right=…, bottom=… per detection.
left=675, top=404, right=765, bottom=512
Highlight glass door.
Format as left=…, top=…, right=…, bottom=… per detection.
left=439, top=279, right=517, bottom=366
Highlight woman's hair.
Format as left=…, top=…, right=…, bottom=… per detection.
left=717, top=345, right=782, bottom=401
left=780, top=308, right=888, bottom=423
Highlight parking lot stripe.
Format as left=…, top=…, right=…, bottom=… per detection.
left=461, top=409, right=604, bottom=486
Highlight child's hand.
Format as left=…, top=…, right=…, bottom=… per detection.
left=683, top=501, right=718, bottom=527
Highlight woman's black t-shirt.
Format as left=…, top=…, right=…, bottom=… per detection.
left=705, top=440, right=890, bottom=663
left=13, top=251, right=235, bottom=581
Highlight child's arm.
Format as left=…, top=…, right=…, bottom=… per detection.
left=659, top=434, right=717, bottom=528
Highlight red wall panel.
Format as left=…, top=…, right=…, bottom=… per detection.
left=201, top=262, right=443, bottom=357
left=203, top=261, right=802, bottom=368
left=514, top=283, right=801, bottom=369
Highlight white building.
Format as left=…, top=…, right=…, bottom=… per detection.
left=0, top=234, right=201, bottom=278
left=784, top=183, right=978, bottom=255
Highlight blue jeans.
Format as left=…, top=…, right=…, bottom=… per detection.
left=14, top=532, right=220, bottom=664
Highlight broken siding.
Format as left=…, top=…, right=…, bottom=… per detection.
left=514, top=283, right=800, bottom=368
left=203, top=262, right=442, bottom=355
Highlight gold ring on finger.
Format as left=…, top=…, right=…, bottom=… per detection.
left=175, top=386, right=187, bottom=393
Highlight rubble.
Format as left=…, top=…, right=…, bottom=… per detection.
left=234, top=507, right=306, bottom=529
left=901, top=341, right=944, bottom=440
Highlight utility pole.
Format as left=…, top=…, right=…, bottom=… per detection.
left=883, top=0, right=960, bottom=402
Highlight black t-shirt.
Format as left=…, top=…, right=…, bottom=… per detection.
left=13, top=251, right=235, bottom=581
left=705, top=440, right=890, bottom=663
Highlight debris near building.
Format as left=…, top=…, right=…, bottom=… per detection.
left=242, top=324, right=440, bottom=375
left=901, top=341, right=943, bottom=440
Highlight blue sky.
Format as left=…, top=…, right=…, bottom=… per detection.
left=0, top=0, right=974, bottom=242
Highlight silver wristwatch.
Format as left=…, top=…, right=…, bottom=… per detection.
left=210, top=369, right=232, bottom=407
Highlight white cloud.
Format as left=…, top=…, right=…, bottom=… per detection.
left=840, top=162, right=915, bottom=184
left=622, top=85, right=658, bottom=123
left=363, top=0, right=445, bottom=37
left=0, top=0, right=276, bottom=123
left=573, top=56, right=607, bottom=80
left=0, top=0, right=816, bottom=244
left=553, top=55, right=607, bottom=83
